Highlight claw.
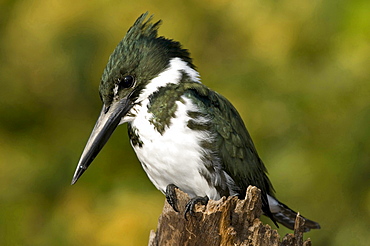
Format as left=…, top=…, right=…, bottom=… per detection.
left=184, top=195, right=209, bottom=220
left=165, top=184, right=179, bottom=212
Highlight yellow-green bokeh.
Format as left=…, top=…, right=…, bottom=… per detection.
left=0, top=0, right=369, bottom=245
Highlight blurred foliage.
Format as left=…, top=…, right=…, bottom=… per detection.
left=0, top=0, right=369, bottom=245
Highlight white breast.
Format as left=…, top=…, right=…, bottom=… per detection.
left=119, top=57, right=222, bottom=199
left=131, top=96, right=220, bottom=199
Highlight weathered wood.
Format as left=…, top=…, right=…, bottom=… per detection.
left=148, top=186, right=314, bottom=246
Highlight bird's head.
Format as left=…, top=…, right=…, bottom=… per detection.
left=71, top=13, right=195, bottom=184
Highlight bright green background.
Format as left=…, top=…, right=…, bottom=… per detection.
left=1, top=0, right=369, bottom=245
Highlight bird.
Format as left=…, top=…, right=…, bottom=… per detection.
left=71, top=12, right=320, bottom=232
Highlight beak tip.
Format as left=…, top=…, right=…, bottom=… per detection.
left=71, top=166, right=86, bottom=185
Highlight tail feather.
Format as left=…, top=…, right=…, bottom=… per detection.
left=268, top=195, right=321, bottom=232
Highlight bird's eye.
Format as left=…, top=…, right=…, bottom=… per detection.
left=118, top=75, right=135, bottom=89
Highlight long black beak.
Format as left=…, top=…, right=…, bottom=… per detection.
left=71, top=98, right=133, bottom=185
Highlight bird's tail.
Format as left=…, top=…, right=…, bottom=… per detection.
left=268, top=195, right=321, bottom=232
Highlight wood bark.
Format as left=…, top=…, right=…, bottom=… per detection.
left=148, top=186, right=313, bottom=246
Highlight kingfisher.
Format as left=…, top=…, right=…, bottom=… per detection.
left=71, top=13, right=320, bottom=232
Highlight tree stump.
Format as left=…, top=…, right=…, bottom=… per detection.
left=148, top=186, right=313, bottom=246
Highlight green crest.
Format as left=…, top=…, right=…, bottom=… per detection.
left=99, top=13, right=195, bottom=106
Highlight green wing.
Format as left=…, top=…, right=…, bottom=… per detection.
left=184, top=82, right=275, bottom=216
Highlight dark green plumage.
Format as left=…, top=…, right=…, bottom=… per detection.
left=184, top=84, right=275, bottom=202
left=148, top=72, right=200, bottom=135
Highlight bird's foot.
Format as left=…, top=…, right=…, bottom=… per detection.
left=165, top=184, right=209, bottom=220
left=165, top=184, right=179, bottom=212
left=184, top=195, right=209, bottom=220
